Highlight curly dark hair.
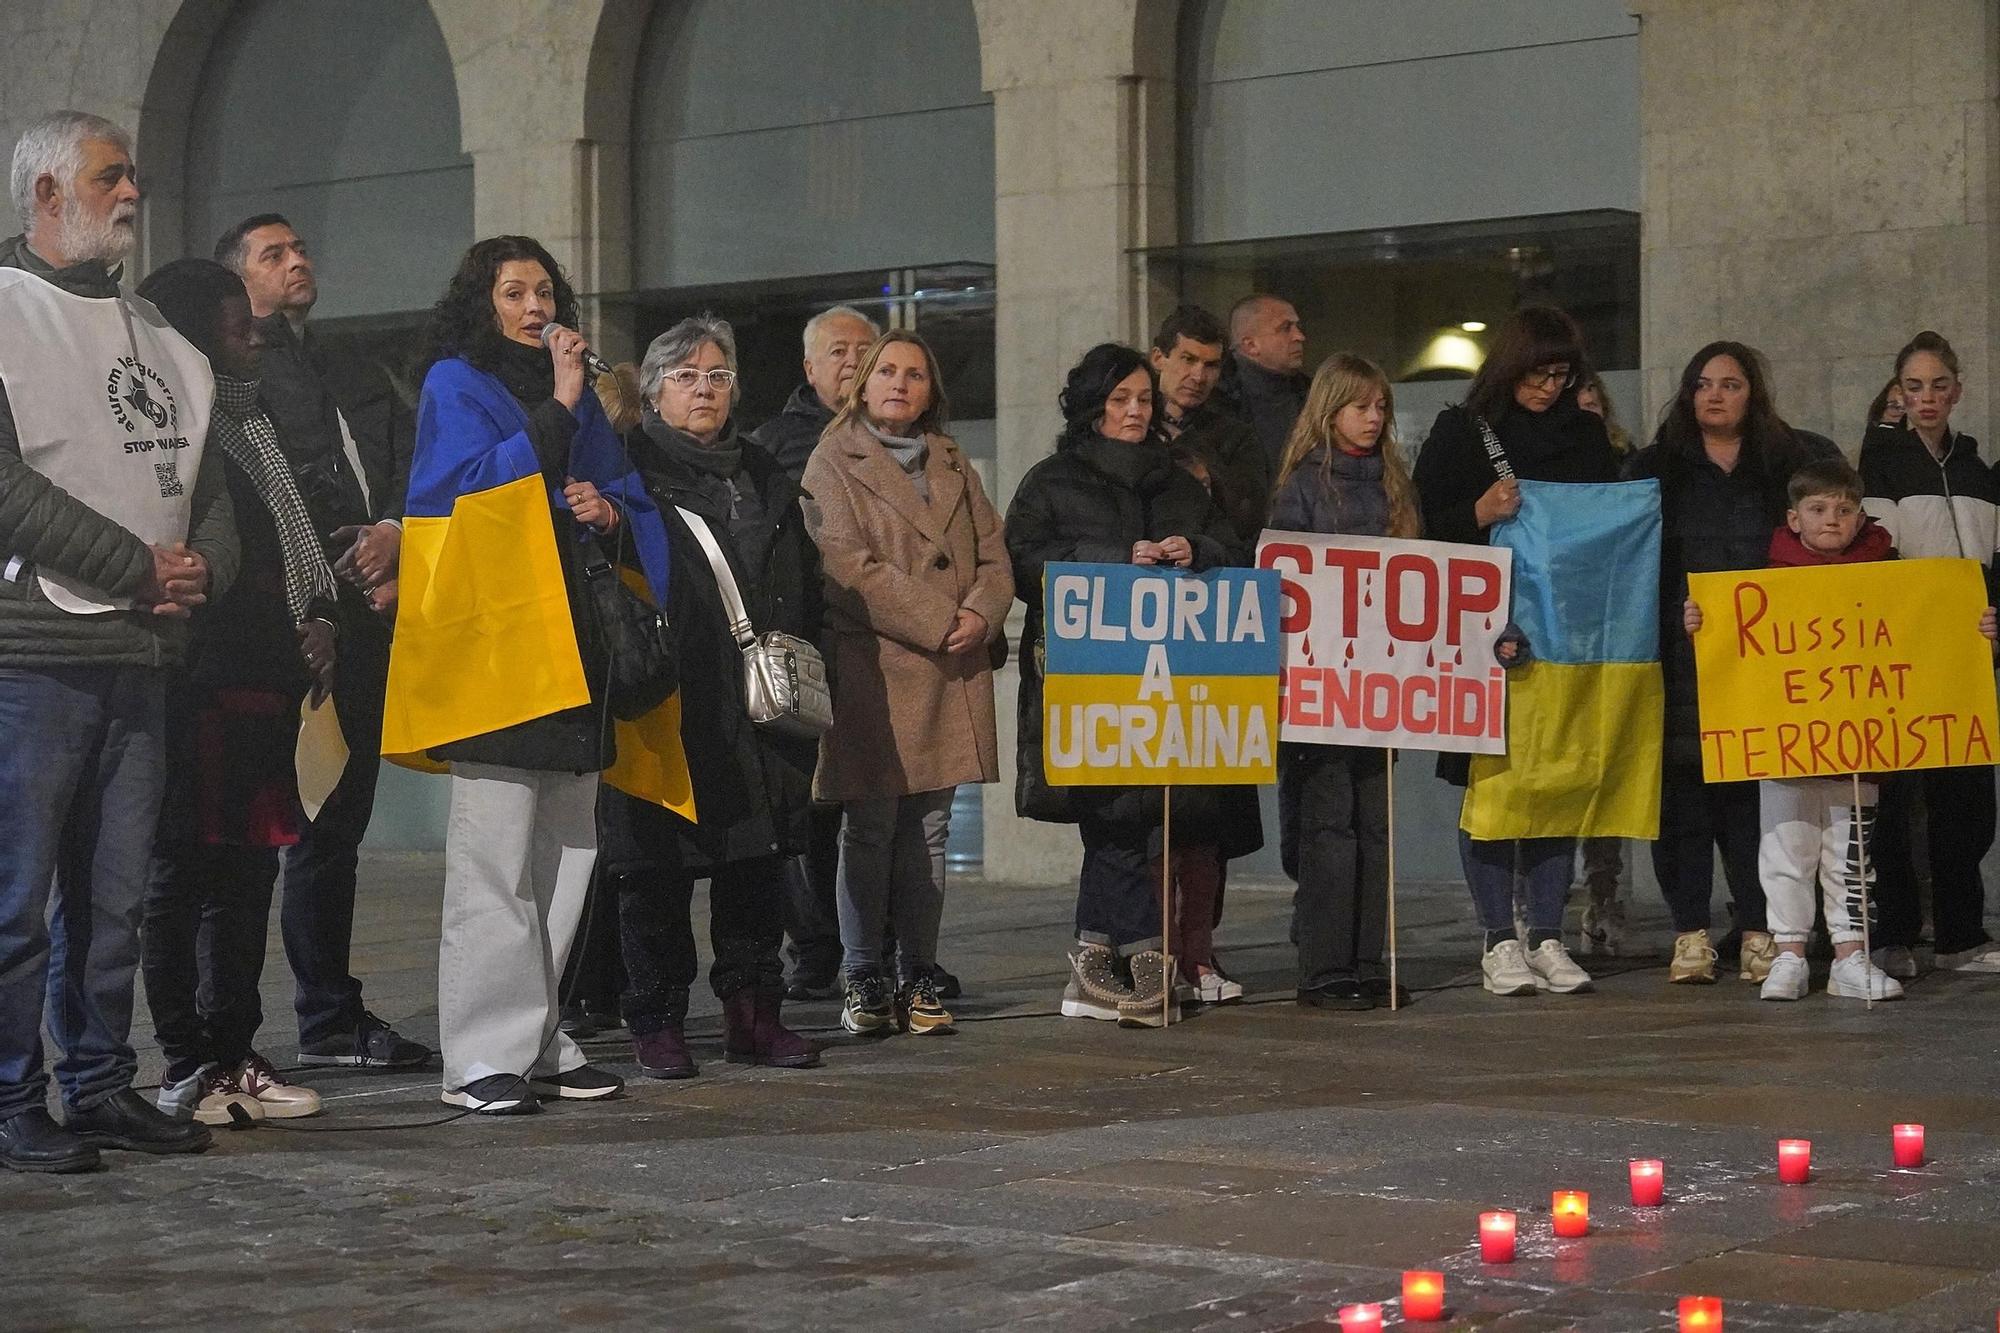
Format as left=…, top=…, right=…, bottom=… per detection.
left=1649, top=340, right=1808, bottom=522
left=421, top=235, right=578, bottom=372
left=1058, top=342, right=1160, bottom=449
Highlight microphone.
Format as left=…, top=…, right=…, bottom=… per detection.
left=540, top=322, right=616, bottom=379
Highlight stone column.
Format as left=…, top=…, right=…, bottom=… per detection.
left=973, top=0, right=1178, bottom=884
left=1633, top=0, right=1998, bottom=450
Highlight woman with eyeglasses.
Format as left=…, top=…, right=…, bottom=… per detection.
left=1413, top=306, right=1618, bottom=997
left=1625, top=342, right=1819, bottom=987
left=1861, top=330, right=2000, bottom=976
left=801, top=331, right=1013, bottom=1040
left=597, top=314, right=824, bottom=1079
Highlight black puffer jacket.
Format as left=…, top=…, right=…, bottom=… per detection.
left=1626, top=432, right=1827, bottom=768
left=599, top=420, right=824, bottom=874
left=1215, top=354, right=1309, bottom=469
left=1004, top=432, right=1261, bottom=850
left=0, top=234, right=239, bottom=668
left=1414, top=397, right=1618, bottom=785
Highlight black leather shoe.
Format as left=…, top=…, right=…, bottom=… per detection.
left=65, top=1088, right=213, bottom=1154
left=0, top=1107, right=100, bottom=1173
left=1298, top=978, right=1374, bottom=1011
left=1362, top=976, right=1413, bottom=1007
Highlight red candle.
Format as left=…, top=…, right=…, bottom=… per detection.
left=1401, top=1270, right=1445, bottom=1322
left=1678, top=1295, right=1723, bottom=1331
left=1336, top=1303, right=1382, bottom=1333
left=1630, top=1158, right=1665, bottom=1206
left=1479, top=1210, right=1516, bottom=1262
left=1551, top=1189, right=1590, bottom=1237
left=1777, top=1138, right=1811, bottom=1184
left=1893, top=1123, right=1925, bottom=1168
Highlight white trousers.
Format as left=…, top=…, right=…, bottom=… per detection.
left=1758, top=777, right=1877, bottom=946
left=438, top=763, right=598, bottom=1089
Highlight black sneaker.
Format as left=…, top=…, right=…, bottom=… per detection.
left=298, top=1012, right=432, bottom=1069
left=785, top=969, right=842, bottom=1002
left=64, top=1088, right=213, bottom=1154
left=934, top=966, right=963, bottom=1001
left=1298, top=977, right=1373, bottom=1011
left=841, top=972, right=894, bottom=1036
left=441, top=1074, right=539, bottom=1115
left=529, top=1064, right=624, bottom=1100
left=1, top=1107, right=100, bottom=1173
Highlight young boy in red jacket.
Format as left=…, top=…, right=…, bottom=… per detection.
left=1685, top=457, right=1997, bottom=1001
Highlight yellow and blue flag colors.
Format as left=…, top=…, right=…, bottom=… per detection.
left=381, top=357, right=691, bottom=817
left=1041, top=562, right=1280, bottom=786
left=1461, top=479, right=1663, bottom=839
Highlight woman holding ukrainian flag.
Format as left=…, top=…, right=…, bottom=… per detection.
left=382, top=236, right=671, bottom=1116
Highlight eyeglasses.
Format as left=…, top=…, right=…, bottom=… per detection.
left=1521, top=366, right=1576, bottom=390
left=661, top=368, right=737, bottom=391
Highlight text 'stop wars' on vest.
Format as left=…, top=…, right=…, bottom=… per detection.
left=106, top=355, right=176, bottom=433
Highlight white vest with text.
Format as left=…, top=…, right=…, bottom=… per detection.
left=0, top=266, right=214, bottom=613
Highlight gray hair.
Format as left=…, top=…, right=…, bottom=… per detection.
left=802, top=304, right=880, bottom=356
left=11, top=110, right=134, bottom=231
left=639, top=313, right=740, bottom=405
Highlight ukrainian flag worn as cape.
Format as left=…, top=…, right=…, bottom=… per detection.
left=1461, top=479, right=1663, bottom=839
left=382, top=357, right=694, bottom=818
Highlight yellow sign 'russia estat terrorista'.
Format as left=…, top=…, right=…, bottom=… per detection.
left=1689, top=558, right=2000, bottom=783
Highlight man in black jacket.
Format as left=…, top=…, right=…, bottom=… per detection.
left=1216, top=293, right=1309, bottom=468
left=0, top=111, right=237, bottom=1171
left=751, top=304, right=880, bottom=997
left=749, top=304, right=879, bottom=481
left=1150, top=304, right=1271, bottom=545
left=216, top=213, right=429, bottom=1069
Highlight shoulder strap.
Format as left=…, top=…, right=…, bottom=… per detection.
left=674, top=506, right=756, bottom=648
left=1473, top=414, right=1516, bottom=482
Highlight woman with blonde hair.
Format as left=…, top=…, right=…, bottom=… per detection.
left=802, top=331, right=1013, bottom=1038
left=1269, top=354, right=1417, bottom=1008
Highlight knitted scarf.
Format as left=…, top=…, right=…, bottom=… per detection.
left=211, top=375, right=339, bottom=624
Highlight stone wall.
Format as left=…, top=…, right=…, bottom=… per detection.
left=1634, top=0, right=1999, bottom=452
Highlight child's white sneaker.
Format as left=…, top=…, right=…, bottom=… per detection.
left=1760, top=950, right=1809, bottom=1001
left=1827, top=951, right=1904, bottom=1001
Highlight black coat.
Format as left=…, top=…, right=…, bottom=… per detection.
left=746, top=382, right=835, bottom=481
left=1625, top=433, right=1825, bottom=769
left=1414, top=398, right=1619, bottom=785
left=185, top=456, right=331, bottom=698
left=1215, top=354, right=1309, bottom=470
left=1003, top=433, right=1262, bottom=850
left=1167, top=400, right=1272, bottom=546
left=598, top=429, right=823, bottom=875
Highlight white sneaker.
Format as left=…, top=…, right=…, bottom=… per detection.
left=1195, top=970, right=1245, bottom=1004
left=1527, top=939, right=1593, bottom=993
left=1827, top=952, right=1905, bottom=1001
left=1760, top=950, right=1809, bottom=1001
left=1576, top=901, right=1625, bottom=957
left=157, top=1064, right=264, bottom=1126
left=1939, top=944, right=2000, bottom=973
left=1481, top=939, right=1538, bottom=996
left=1872, top=945, right=1919, bottom=980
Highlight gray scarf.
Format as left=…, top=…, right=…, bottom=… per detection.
left=211, top=375, right=339, bottom=625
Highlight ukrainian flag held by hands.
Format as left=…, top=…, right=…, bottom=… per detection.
left=1461, top=479, right=1663, bottom=840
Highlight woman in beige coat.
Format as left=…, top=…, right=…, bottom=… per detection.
left=801, top=330, right=1013, bottom=1039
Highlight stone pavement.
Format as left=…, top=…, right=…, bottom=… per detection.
left=10, top=852, right=2000, bottom=1331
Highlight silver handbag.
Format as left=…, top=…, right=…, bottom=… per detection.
left=676, top=507, right=833, bottom=741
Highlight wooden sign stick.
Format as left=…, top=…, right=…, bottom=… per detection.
left=1387, top=748, right=1399, bottom=1012
left=1161, top=785, right=1173, bottom=1027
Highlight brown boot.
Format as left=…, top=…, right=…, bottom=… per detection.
left=633, top=1023, right=697, bottom=1080
left=720, top=988, right=758, bottom=1065
left=754, top=985, right=821, bottom=1068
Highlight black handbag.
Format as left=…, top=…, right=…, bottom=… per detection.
left=577, top=533, right=679, bottom=721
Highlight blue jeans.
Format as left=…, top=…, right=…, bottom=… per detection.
left=0, top=665, right=166, bottom=1117
left=1458, top=830, right=1574, bottom=936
